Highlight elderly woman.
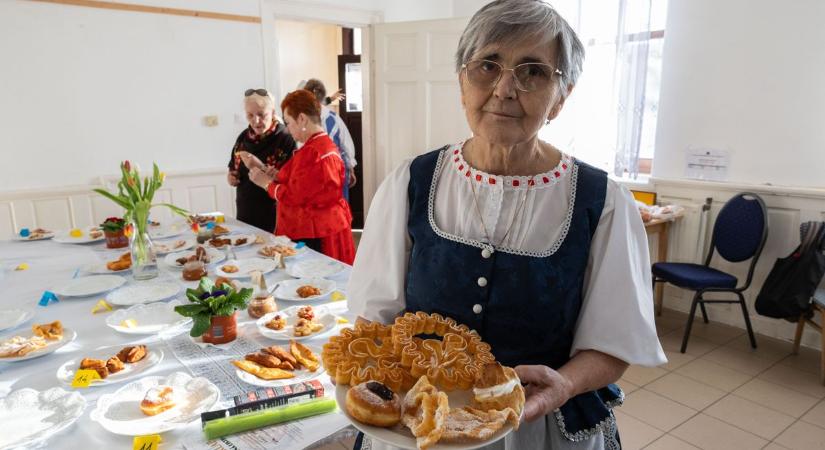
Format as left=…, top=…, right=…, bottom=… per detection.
left=248, top=90, right=355, bottom=264
left=228, top=89, right=295, bottom=232
left=349, top=1, right=665, bottom=449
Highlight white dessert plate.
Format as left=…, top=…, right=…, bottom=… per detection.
left=106, top=300, right=191, bottom=335
left=11, top=230, right=54, bottom=241
left=0, top=328, right=77, bottom=363
left=164, top=247, right=225, bottom=269
left=153, top=238, right=196, bottom=255
left=273, top=278, right=336, bottom=302
left=215, top=258, right=279, bottom=279
left=53, top=275, right=126, bottom=298
left=234, top=343, right=325, bottom=388
left=106, top=281, right=181, bottom=306
left=0, top=387, right=86, bottom=449
left=286, top=259, right=346, bottom=279
left=256, top=305, right=336, bottom=342
left=53, top=229, right=105, bottom=244
left=56, top=346, right=164, bottom=387
left=0, top=309, right=34, bottom=333
left=148, top=222, right=188, bottom=240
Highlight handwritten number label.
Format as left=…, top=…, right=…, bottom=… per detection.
left=133, top=435, right=162, bottom=450
left=71, top=369, right=101, bottom=388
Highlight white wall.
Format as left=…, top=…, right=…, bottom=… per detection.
left=275, top=20, right=341, bottom=105
left=653, top=0, right=825, bottom=188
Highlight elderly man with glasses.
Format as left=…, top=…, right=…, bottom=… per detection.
left=348, top=1, right=666, bottom=448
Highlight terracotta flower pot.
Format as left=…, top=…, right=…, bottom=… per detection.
left=104, top=229, right=129, bottom=249
left=202, top=312, right=238, bottom=344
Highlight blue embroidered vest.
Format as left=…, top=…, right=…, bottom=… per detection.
left=404, top=148, right=624, bottom=442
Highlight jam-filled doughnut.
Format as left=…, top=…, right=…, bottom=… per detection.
left=345, top=380, right=402, bottom=427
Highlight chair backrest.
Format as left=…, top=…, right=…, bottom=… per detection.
left=709, top=192, right=768, bottom=263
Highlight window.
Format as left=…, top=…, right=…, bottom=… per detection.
left=539, top=0, right=668, bottom=178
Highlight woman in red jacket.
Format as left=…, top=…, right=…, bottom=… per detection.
left=248, top=89, right=355, bottom=264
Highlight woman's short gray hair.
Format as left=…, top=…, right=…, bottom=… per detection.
left=455, top=0, right=584, bottom=96
left=243, top=91, right=276, bottom=112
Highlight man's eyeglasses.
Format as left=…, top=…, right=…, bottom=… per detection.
left=244, top=88, right=269, bottom=97
left=461, top=60, right=562, bottom=93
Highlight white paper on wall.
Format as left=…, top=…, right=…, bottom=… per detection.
left=685, top=148, right=730, bottom=182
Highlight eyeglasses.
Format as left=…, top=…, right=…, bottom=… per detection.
left=244, top=88, right=269, bottom=97
left=461, top=60, right=562, bottom=93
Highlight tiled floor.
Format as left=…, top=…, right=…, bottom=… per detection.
left=314, top=308, right=825, bottom=450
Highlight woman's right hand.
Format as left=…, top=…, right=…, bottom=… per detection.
left=227, top=170, right=240, bottom=187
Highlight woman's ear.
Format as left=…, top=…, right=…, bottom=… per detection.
left=547, top=84, right=575, bottom=122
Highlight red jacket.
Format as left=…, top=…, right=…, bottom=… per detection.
left=267, top=132, right=352, bottom=239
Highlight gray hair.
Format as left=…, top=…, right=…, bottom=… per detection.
left=243, top=92, right=275, bottom=112
left=455, top=0, right=584, bottom=96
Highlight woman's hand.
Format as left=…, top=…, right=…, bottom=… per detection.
left=238, top=151, right=264, bottom=171
left=514, top=365, right=574, bottom=422
left=348, top=169, right=357, bottom=188
left=248, top=167, right=273, bottom=189
left=227, top=170, right=240, bottom=187
left=265, top=165, right=279, bottom=181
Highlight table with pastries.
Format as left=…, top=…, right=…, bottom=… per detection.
left=0, top=218, right=355, bottom=450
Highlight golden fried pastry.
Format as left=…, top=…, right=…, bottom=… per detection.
left=221, top=265, right=239, bottom=274
left=294, top=318, right=323, bottom=337
left=106, top=356, right=125, bottom=374
left=80, top=358, right=109, bottom=379
left=32, top=321, right=63, bottom=340
left=346, top=381, right=402, bottom=427
left=233, top=237, right=248, bottom=246
left=296, top=285, right=321, bottom=298
left=263, top=346, right=297, bottom=367
left=265, top=314, right=287, bottom=331
left=290, top=340, right=320, bottom=372
left=117, top=345, right=147, bottom=363
left=232, top=360, right=294, bottom=380
left=140, top=386, right=176, bottom=416
left=393, top=312, right=496, bottom=391
left=214, top=276, right=240, bottom=291
left=296, top=306, right=315, bottom=321
left=402, top=376, right=450, bottom=450
left=209, top=238, right=231, bottom=248
left=106, top=252, right=132, bottom=271
left=471, top=362, right=525, bottom=419
left=213, top=224, right=230, bottom=235
left=259, top=245, right=296, bottom=257
left=441, top=407, right=519, bottom=443
left=90, top=230, right=103, bottom=239
left=0, top=336, right=47, bottom=358
left=245, top=351, right=282, bottom=369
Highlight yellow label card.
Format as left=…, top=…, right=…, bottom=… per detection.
left=330, top=291, right=346, bottom=302
left=91, top=299, right=113, bottom=314
left=133, top=434, right=162, bottom=450
left=71, top=369, right=101, bottom=388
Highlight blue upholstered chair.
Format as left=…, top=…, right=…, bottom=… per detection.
left=652, top=193, right=768, bottom=353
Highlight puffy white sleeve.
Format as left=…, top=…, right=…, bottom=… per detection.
left=347, top=161, right=412, bottom=324
left=570, top=180, right=667, bottom=367
left=337, top=114, right=357, bottom=168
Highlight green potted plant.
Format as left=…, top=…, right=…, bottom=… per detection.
left=174, top=277, right=253, bottom=344
left=93, top=161, right=188, bottom=280
left=101, top=217, right=128, bottom=249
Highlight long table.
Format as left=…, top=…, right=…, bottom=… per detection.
left=0, top=219, right=354, bottom=449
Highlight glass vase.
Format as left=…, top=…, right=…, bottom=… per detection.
left=130, top=223, right=158, bottom=280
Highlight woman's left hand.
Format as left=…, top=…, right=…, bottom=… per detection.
left=514, top=365, right=574, bottom=422
left=248, top=167, right=273, bottom=189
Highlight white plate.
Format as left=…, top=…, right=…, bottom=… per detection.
left=53, top=275, right=127, bottom=297
left=335, top=385, right=514, bottom=450
left=164, top=247, right=225, bottom=269
left=215, top=258, right=278, bottom=279
left=234, top=343, right=325, bottom=388
left=0, top=328, right=77, bottom=363
left=106, top=281, right=181, bottom=306
left=53, top=229, right=105, bottom=244
left=85, top=261, right=132, bottom=275
left=286, top=259, right=346, bottom=279
left=274, top=278, right=336, bottom=302
left=56, top=346, right=164, bottom=387
left=153, top=238, right=196, bottom=255
left=0, top=309, right=34, bottom=332
left=0, top=387, right=86, bottom=449
left=90, top=372, right=219, bottom=436
left=258, top=244, right=308, bottom=259
left=11, top=231, right=55, bottom=241
left=106, top=300, right=192, bottom=335
left=256, top=306, right=336, bottom=341
left=207, top=234, right=256, bottom=249
left=148, top=222, right=188, bottom=240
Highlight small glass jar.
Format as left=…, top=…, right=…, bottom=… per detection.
left=182, top=260, right=207, bottom=281
left=247, top=294, right=277, bottom=319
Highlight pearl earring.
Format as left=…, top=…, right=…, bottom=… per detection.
left=301, top=127, right=306, bottom=131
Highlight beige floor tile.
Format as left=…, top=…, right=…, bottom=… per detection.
left=659, top=349, right=697, bottom=371
left=618, top=379, right=640, bottom=395
left=704, top=394, right=796, bottom=440
left=726, top=334, right=794, bottom=361
left=619, top=389, right=697, bottom=432
left=733, top=378, right=820, bottom=418
left=759, top=364, right=825, bottom=398
left=801, top=399, right=825, bottom=427
left=645, top=373, right=727, bottom=410
left=780, top=347, right=824, bottom=376
left=660, top=329, right=720, bottom=357
left=623, top=365, right=669, bottom=387
left=702, top=344, right=781, bottom=376
left=763, top=443, right=791, bottom=450
left=656, top=313, right=689, bottom=336
left=671, top=413, right=767, bottom=450
left=679, top=320, right=745, bottom=345
left=614, top=410, right=664, bottom=450
left=676, top=358, right=753, bottom=392
left=643, top=434, right=700, bottom=449
left=774, top=421, right=825, bottom=450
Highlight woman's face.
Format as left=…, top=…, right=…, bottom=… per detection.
left=459, top=37, right=569, bottom=147
left=282, top=109, right=305, bottom=143
left=245, top=101, right=274, bottom=135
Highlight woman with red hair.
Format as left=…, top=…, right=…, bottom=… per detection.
left=248, top=90, right=355, bottom=264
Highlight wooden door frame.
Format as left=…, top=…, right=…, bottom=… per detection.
left=259, top=0, right=382, bottom=217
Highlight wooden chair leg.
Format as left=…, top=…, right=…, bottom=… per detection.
left=792, top=313, right=806, bottom=355
left=653, top=278, right=664, bottom=317
left=681, top=292, right=701, bottom=353
left=737, top=292, right=757, bottom=349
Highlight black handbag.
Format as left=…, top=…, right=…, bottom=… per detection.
left=755, top=222, right=825, bottom=320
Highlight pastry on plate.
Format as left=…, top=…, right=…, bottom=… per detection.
left=296, top=285, right=321, bottom=298
left=117, top=345, right=147, bottom=363
left=265, top=314, right=287, bottom=331
left=106, top=252, right=132, bottom=271
left=346, top=380, right=402, bottom=427
left=263, top=345, right=297, bottom=367
left=401, top=376, right=450, bottom=450
left=441, top=406, right=519, bottom=442
left=244, top=351, right=283, bottom=369
left=221, top=265, right=239, bottom=274
left=106, top=356, right=125, bottom=374
left=233, top=237, right=248, bottom=246
left=470, top=362, right=525, bottom=418
left=209, top=237, right=231, bottom=248
left=232, top=359, right=294, bottom=380
left=89, top=230, right=104, bottom=239
left=140, top=386, right=177, bottom=416
left=296, top=306, right=315, bottom=321
left=290, top=340, right=319, bottom=372
left=0, top=336, right=47, bottom=358
left=32, top=321, right=63, bottom=340
left=80, top=358, right=109, bottom=379
left=294, top=318, right=323, bottom=337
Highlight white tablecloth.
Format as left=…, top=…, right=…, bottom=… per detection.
left=0, top=220, right=353, bottom=449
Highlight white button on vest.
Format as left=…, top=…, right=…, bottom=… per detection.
left=481, top=248, right=492, bottom=259
left=477, top=277, right=488, bottom=287
left=473, top=304, right=483, bottom=314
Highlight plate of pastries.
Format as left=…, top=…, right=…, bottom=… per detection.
left=258, top=243, right=306, bottom=259
left=85, top=252, right=132, bottom=274
left=232, top=340, right=324, bottom=388
left=207, top=234, right=255, bottom=249
left=56, top=344, right=163, bottom=387
left=52, top=227, right=105, bottom=244
left=90, top=371, right=220, bottom=436
left=323, top=312, right=524, bottom=450
left=153, top=238, right=195, bottom=255
left=164, top=246, right=225, bottom=269
left=12, top=227, right=54, bottom=241
left=215, top=258, right=279, bottom=279
left=0, top=321, right=76, bottom=362
left=273, top=278, right=336, bottom=302
left=256, top=305, right=336, bottom=341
